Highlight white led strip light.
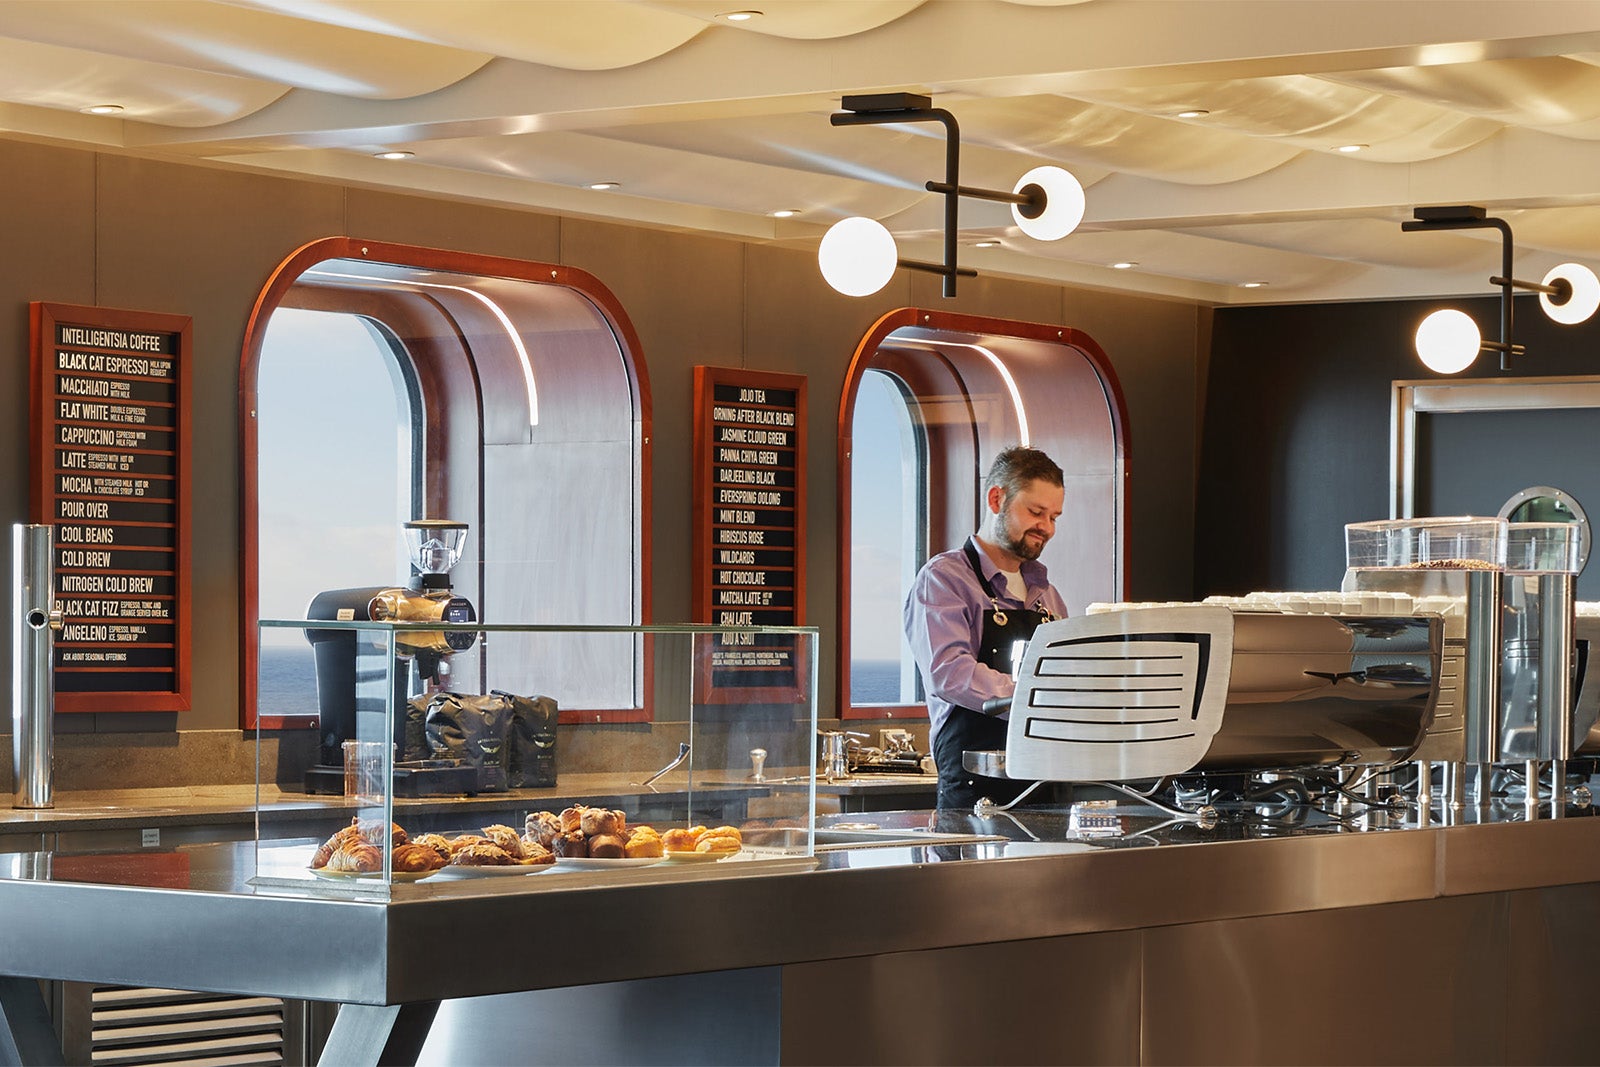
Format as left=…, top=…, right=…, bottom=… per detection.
left=303, top=269, right=539, bottom=427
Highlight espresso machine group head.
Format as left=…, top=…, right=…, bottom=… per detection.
left=302, top=519, right=477, bottom=788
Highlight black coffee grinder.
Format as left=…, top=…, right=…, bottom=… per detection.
left=302, top=519, right=477, bottom=794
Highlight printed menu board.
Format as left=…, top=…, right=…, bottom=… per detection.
left=692, top=366, right=807, bottom=703
left=29, top=303, right=191, bottom=713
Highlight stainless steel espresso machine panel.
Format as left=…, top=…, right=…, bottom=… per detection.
left=1001, top=606, right=1441, bottom=783
left=1347, top=567, right=1501, bottom=765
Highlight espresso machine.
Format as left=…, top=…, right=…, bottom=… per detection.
left=302, top=519, right=477, bottom=794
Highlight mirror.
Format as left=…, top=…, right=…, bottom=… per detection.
left=1498, top=485, right=1591, bottom=576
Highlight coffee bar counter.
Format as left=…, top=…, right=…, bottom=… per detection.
left=3, top=794, right=1600, bottom=1065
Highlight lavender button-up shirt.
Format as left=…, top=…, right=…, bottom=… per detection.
left=902, top=535, right=1070, bottom=744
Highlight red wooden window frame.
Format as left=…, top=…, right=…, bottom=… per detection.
left=239, top=238, right=652, bottom=729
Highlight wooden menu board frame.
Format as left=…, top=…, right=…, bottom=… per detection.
left=29, top=302, right=192, bottom=714
left=692, top=366, right=808, bottom=705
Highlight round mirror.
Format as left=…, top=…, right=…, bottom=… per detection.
left=1498, top=485, right=1591, bottom=575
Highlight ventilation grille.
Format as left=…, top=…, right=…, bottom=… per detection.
left=1023, top=637, right=1206, bottom=745
left=80, top=987, right=288, bottom=1067
left=1007, top=623, right=1229, bottom=782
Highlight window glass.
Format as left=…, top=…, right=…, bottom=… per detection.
left=849, top=370, right=924, bottom=705
left=255, top=308, right=411, bottom=720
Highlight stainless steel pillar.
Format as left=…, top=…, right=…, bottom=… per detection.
left=1463, top=569, right=1502, bottom=771
left=12, top=524, right=61, bottom=809
left=1536, top=573, right=1576, bottom=766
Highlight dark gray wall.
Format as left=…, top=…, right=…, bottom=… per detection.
left=1199, top=292, right=1600, bottom=596
left=0, top=139, right=1205, bottom=779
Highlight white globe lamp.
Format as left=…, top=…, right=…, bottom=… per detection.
left=818, top=217, right=899, bottom=297
left=1011, top=166, right=1085, bottom=242
left=1414, top=308, right=1482, bottom=374
left=1540, top=262, right=1600, bottom=326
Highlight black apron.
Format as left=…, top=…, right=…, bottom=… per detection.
left=933, top=542, right=1055, bottom=810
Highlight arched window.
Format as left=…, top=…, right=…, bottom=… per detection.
left=838, top=309, right=1129, bottom=720
left=241, top=239, right=651, bottom=729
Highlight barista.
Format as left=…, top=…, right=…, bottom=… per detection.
left=903, top=446, right=1070, bottom=810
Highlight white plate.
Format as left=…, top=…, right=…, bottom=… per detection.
left=661, top=849, right=739, bottom=864
left=553, top=855, right=666, bottom=870
left=311, top=867, right=440, bottom=883
left=435, top=862, right=556, bottom=878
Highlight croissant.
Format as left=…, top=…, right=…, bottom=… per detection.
left=326, top=842, right=382, bottom=873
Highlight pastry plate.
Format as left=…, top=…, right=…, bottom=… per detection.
left=553, top=856, right=666, bottom=870
left=661, top=849, right=739, bottom=864
left=434, top=863, right=556, bottom=878
left=311, top=868, right=439, bottom=883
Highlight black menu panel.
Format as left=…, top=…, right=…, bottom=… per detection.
left=30, top=303, right=192, bottom=713
left=692, top=366, right=808, bottom=703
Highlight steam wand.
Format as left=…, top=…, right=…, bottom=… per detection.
left=635, top=742, right=691, bottom=789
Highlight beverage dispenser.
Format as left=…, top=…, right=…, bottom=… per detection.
left=1342, top=517, right=1506, bottom=802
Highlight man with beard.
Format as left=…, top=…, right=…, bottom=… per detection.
left=903, top=446, right=1070, bottom=810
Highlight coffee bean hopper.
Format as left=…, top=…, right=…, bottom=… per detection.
left=301, top=519, right=477, bottom=794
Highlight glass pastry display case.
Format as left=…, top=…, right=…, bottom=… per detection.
left=254, top=618, right=821, bottom=896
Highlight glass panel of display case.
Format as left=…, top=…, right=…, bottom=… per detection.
left=254, top=619, right=819, bottom=898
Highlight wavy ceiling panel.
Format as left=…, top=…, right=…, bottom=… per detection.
left=1064, top=74, right=1501, bottom=162
left=0, top=0, right=489, bottom=98
left=0, top=35, right=286, bottom=125
left=221, top=0, right=706, bottom=71
left=1322, top=56, right=1600, bottom=129
left=953, top=95, right=1302, bottom=185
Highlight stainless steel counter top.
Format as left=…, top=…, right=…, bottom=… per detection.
left=3, top=794, right=1600, bottom=1008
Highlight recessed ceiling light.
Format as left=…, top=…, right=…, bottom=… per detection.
left=717, top=10, right=762, bottom=21
left=1175, top=109, right=1209, bottom=119
left=974, top=239, right=1002, bottom=248
left=1241, top=281, right=1268, bottom=289
left=373, top=150, right=414, bottom=160
left=1336, top=143, right=1367, bottom=153
left=80, top=104, right=124, bottom=116
left=588, top=181, right=621, bottom=191
left=1111, top=261, right=1138, bottom=270
left=770, top=208, right=800, bottom=219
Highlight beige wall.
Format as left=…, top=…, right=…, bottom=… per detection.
left=0, top=140, right=1204, bottom=780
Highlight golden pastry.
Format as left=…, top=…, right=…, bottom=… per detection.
left=588, top=833, right=627, bottom=859
left=392, top=842, right=446, bottom=872
left=559, top=805, right=588, bottom=834
left=411, top=833, right=453, bottom=861
left=450, top=843, right=514, bottom=866
left=482, top=825, right=526, bottom=859
left=553, top=830, right=588, bottom=858
left=696, top=826, right=742, bottom=854
left=326, top=842, right=382, bottom=872
left=447, top=834, right=491, bottom=855
left=519, top=842, right=556, bottom=866
left=580, top=808, right=626, bottom=837
left=662, top=826, right=706, bottom=853
left=525, top=811, right=563, bottom=848
left=357, top=819, right=408, bottom=848
left=624, top=831, right=664, bottom=859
